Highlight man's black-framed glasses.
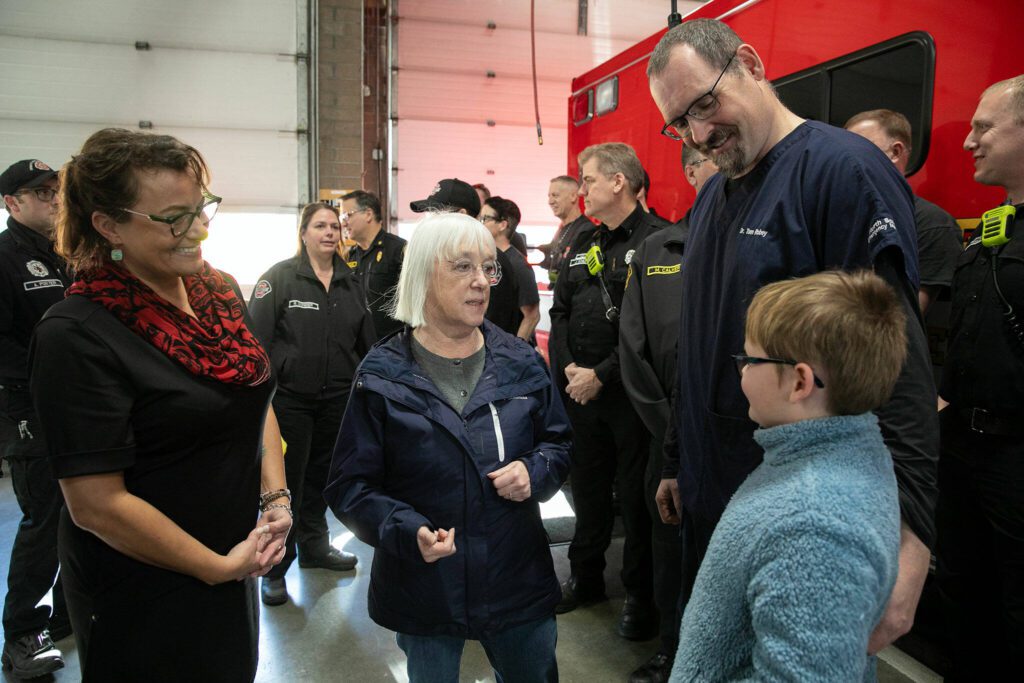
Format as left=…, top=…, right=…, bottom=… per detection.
left=16, top=187, right=59, bottom=203
left=732, top=353, right=826, bottom=389
left=121, top=193, right=222, bottom=238
left=660, top=52, right=737, bottom=141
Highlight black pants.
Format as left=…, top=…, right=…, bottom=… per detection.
left=267, top=391, right=348, bottom=580
left=644, top=435, right=683, bottom=653
left=1, top=412, right=66, bottom=640
left=935, top=408, right=1024, bottom=680
left=565, top=385, right=653, bottom=599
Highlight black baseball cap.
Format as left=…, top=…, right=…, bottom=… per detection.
left=0, top=159, right=58, bottom=197
left=410, top=178, right=481, bottom=216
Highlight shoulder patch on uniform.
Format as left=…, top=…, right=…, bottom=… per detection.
left=624, top=249, right=635, bottom=265
left=288, top=300, right=320, bottom=310
left=253, top=279, right=272, bottom=299
left=25, top=260, right=48, bottom=277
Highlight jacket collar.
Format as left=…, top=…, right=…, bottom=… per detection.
left=296, top=249, right=349, bottom=285
left=6, top=216, right=54, bottom=257
left=359, top=320, right=550, bottom=411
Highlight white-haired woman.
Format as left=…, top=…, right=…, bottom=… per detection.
left=325, top=212, right=571, bottom=682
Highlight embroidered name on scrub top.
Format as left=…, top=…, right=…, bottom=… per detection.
left=24, top=279, right=63, bottom=291
left=288, top=300, right=320, bottom=310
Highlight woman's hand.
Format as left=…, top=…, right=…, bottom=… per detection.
left=218, top=524, right=273, bottom=583
left=487, top=460, right=531, bottom=502
left=417, top=526, right=456, bottom=563
left=249, top=507, right=293, bottom=576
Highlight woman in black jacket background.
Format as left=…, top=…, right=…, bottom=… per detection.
left=249, top=202, right=375, bottom=606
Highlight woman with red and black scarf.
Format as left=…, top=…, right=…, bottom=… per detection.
left=28, top=128, right=290, bottom=682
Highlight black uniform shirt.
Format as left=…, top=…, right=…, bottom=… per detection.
left=549, top=203, right=663, bottom=389
left=940, top=218, right=1024, bottom=414
left=249, top=251, right=375, bottom=399
left=348, top=229, right=406, bottom=341
left=620, top=215, right=689, bottom=438
left=0, top=217, right=71, bottom=389
left=544, top=214, right=592, bottom=286
left=914, top=195, right=964, bottom=289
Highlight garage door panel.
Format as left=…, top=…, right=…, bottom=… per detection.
left=1, top=36, right=296, bottom=130
left=396, top=118, right=568, bottom=226
left=1, top=0, right=296, bottom=55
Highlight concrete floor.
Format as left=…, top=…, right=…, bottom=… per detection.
left=0, top=469, right=941, bottom=682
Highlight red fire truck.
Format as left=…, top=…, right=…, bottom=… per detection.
left=567, top=0, right=1022, bottom=225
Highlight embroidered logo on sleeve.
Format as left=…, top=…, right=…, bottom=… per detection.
left=26, top=260, right=49, bottom=277
left=288, top=300, right=320, bottom=310
left=253, top=280, right=272, bottom=299
left=868, top=217, right=896, bottom=243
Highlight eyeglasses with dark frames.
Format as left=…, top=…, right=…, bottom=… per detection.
left=479, top=214, right=503, bottom=224
left=732, top=353, right=826, bottom=389
left=660, top=52, right=737, bottom=142
left=120, top=193, right=221, bottom=238
left=16, top=187, right=59, bottom=202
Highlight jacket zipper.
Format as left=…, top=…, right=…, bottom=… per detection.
left=488, top=402, right=505, bottom=462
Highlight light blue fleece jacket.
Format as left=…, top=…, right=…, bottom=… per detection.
left=671, top=413, right=901, bottom=682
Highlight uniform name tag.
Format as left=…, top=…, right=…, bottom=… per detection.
left=288, top=300, right=319, bottom=310
left=23, top=279, right=63, bottom=291
left=646, top=264, right=681, bottom=276
left=569, top=253, right=587, bottom=267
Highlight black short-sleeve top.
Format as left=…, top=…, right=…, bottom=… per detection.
left=29, top=294, right=274, bottom=590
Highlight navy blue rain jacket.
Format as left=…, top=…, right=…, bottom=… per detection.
left=325, top=321, right=572, bottom=638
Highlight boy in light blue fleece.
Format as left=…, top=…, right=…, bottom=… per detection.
left=671, top=270, right=907, bottom=682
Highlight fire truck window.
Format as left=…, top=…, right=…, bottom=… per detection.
left=772, top=33, right=934, bottom=176
left=830, top=42, right=929, bottom=172
left=775, top=71, right=827, bottom=121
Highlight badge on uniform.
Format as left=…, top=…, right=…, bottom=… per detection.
left=376, top=250, right=383, bottom=262
left=254, top=280, right=272, bottom=299
left=25, top=260, right=49, bottom=277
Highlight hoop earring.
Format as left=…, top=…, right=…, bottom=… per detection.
left=111, top=248, right=123, bottom=262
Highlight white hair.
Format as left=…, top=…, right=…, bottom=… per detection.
left=391, top=212, right=496, bottom=328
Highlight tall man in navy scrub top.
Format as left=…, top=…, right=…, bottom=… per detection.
left=647, top=18, right=938, bottom=654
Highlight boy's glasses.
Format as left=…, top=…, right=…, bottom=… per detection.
left=121, top=194, right=221, bottom=238
left=732, top=354, right=825, bottom=388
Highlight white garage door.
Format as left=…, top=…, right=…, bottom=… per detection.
left=0, top=0, right=310, bottom=286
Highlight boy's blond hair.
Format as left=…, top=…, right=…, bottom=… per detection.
left=744, top=270, right=907, bottom=415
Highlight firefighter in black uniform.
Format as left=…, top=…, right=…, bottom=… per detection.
left=341, top=190, right=406, bottom=341
left=936, top=75, right=1024, bottom=680
left=549, top=142, right=662, bottom=641
left=249, top=202, right=375, bottom=607
left=0, top=160, right=71, bottom=678
left=619, top=147, right=717, bottom=683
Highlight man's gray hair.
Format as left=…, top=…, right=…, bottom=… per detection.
left=391, top=212, right=496, bottom=328
left=983, top=74, right=1024, bottom=125
left=578, top=143, right=645, bottom=194
left=647, top=18, right=743, bottom=79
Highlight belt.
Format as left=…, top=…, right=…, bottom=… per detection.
left=956, top=407, right=1024, bottom=436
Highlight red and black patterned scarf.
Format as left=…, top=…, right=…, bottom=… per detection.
left=67, top=263, right=271, bottom=387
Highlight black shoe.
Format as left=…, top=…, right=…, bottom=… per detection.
left=261, top=577, right=288, bottom=606
left=617, top=594, right=659, bottom=641
left=1, top=630, right=65, bottom=679
left=555, top=575, right=607, bottom=614
left=298, top=547, right=358, bottom=572
left=48, top=616, right=73, bottom=642
left=628, top=651, right=674, bottom=683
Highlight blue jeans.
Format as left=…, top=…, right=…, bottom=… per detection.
left=396, top=616, right=558, bottom=683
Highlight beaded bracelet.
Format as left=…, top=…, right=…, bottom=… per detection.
left=259, top=488, right=291, bottom=508
left=262, top=502, right=293, bottom=518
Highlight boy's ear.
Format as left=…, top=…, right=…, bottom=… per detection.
left=788, top=362, right=818, bottom=403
